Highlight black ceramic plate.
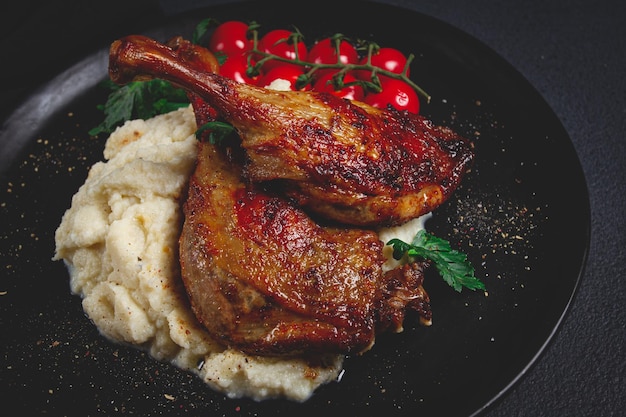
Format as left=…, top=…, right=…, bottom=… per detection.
left=0, top=1, right=590, bottom=416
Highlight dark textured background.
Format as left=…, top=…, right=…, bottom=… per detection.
left=1, top=0, right=624, bottom=415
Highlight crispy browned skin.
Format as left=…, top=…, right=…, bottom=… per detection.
left=180, top=140, right=377, bottom=355
left=110, top=35, right=434, bottom=356
left=178, top=65, right=431, bottom=356
left=180, top=139, right=432, bottom=356
left=109, top=35, right=473, bottom=226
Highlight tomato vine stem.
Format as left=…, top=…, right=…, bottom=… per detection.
left=247, top=26, right=431, bottom=103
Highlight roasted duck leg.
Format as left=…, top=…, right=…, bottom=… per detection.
left=179, top=138, right=431, bottom=356
left=109, top=35, right=473, bottom=226
left=168, top=37, right=432, bottom=355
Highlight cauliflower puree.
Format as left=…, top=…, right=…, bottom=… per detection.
left=53, top=106, right=343, bottom=401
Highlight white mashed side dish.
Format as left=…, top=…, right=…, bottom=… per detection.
left=54, top=106, right=343, bottom=401
left=54, top=104, right=426, bottom=402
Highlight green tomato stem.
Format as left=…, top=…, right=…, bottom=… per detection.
left=247, top=26, right=431, bottom=103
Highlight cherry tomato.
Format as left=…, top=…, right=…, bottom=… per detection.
left=355, top=47, right=410, bottom=81
left=307, top=38, right=359, bottom=78
left=208, top=21, right=251, bottom=55
left=257, top=29, right=307, bottom=72
left=220, top=53, right=257, bottom=84
left=364, top=78, right=420, bottom=113
left=313, top=72, right=364, bottom=101
left=257, top=65, right=309, bottom=90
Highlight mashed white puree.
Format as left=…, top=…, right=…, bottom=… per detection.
left=53, top=103, right=427, bottom=402
left=53, top=106, right=343, bottom=401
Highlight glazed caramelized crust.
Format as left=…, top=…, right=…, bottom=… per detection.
left=109, top=35, right=473, bottom=226
left=109, top=35, right=443, bottom=356
left=179, top=141, right=384, bottom=355
left=180, top=141, right=432, bottom=356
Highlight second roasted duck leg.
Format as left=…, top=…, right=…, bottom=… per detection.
left=109, top=35, right=474, bottom=227
left=180, top=120, right=431, bottom=356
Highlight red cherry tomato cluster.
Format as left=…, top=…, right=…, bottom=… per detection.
left=207, top=21, right=420, bottom=114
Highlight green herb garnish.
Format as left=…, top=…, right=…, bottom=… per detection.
left=387, top=230, right=485, bottom=292
left=89, top=79, right=189, bottom=136
left=192, top=17, right=219, bottom=45
left=195, top=120, right=236, bottom=144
